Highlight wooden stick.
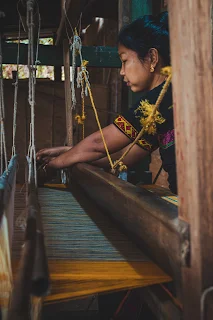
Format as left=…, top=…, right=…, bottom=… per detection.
left=28, top=183, right=50, bottom=297
left=7, top=199, right=37, bottom=320
left=63, top=39, right=73, bottom=146
left=118, top=0, right=131, bottom=30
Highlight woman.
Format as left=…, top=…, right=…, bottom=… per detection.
left=37, top=11, right=177, bottom=194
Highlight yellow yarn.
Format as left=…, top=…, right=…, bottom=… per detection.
left=80, top=63, right=114, bottom=169
left=161, top=66, right=172, bottom=76
left=76, top=60, right=89, bottom=139
left=135, top=99, right=165, bottom=135
left=75, top=114, right=86, bottom=125
left=118, top=162, right=127, bottom=173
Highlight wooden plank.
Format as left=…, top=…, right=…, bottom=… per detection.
left=71, top=163, right=189, bottom=300
left=63, top=39, right=73, bottom=146
left=2, top=43, right=121, bottom=67
left=168, top=0, right=213, bottom=318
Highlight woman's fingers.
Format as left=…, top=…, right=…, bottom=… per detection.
left=36, top=148, right=51, bottom=160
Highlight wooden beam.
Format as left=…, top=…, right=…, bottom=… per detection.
left=29, top=184, right=50, bottom=297
left=168, top=0, right=213, bottom=318
left=71, top=163, right=189, bottom=300
left=2, top=43, right=121, bottom=67
left=63, top=39, right=73, bottom=146
left=8, top=184, right=37, bottom=320
left=118, top=0, right=131, bottom=30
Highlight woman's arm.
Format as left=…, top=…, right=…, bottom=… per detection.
left=92, top=143, right=149, bottom=169
left=45, top=124, right=132, bottom=169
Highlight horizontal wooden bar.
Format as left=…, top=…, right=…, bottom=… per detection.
left=2, top=43, right=121, bottom=68
left=71, top=163, right=190, bottom=300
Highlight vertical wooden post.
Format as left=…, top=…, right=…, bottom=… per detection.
left=118, top=0, right=131, bottom=30
left=63, top=39, right=73, bottom=146
left=168, top=0, right=213, bottom=319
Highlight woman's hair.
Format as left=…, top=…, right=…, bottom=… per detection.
left=118, top=11, right=170, bottom=66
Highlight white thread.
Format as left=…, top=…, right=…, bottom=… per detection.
left=71, top=34, right=82, bottom=109
left=26, top=0, right=40, bottom=186
left=0, top=33, right=8, bottom=174
left=12, top=18, right=21, bottom=157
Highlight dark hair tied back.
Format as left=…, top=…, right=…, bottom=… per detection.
left=118, top=11, right=170, bottom=65
left=154, top=11, right=169, bottom=31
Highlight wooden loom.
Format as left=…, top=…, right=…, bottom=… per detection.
left=10, top=173, right=173, bottom=307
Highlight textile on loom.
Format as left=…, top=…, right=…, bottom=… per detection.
left=12, top=184, right=171, bottom=305
left=0, top=155, right=18, bottom=307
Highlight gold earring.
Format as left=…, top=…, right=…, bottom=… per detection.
left=150, top=65, right=155, bottom=72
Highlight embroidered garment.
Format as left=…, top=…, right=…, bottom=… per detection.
left=113, top=82, right=177, bottom=194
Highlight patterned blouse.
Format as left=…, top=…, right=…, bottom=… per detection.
left=113, top=82, right=177, bottom=194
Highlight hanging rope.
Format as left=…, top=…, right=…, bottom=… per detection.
left=26, top=0, right=40, bottom=186
left=0, top=26, right=8, bottom=175
left=75, top=60, right=88, bottom=139
left=11, top=19, right=21, bottom=157
left=76, top=58, right=114, bottom=169
left=71, top=29, right=82, bottom=109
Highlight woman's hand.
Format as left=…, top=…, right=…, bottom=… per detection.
left=36, top=146, right=72, bottom=162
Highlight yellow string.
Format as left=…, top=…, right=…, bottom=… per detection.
left=75, top=61, right=87, bottom=139
left=82, top=71, right=114, bottom=169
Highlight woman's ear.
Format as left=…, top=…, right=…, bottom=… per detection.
left=148, top=48, right=159, bottom=68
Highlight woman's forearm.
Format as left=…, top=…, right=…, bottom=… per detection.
left=47, top=124, right=131, bottom=169
left=92, top=144, right=150, bottom=169
left=91, top=149, right=124, bottom=169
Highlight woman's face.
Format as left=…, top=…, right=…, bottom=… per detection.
left=118, top=43, right=154, bottom=92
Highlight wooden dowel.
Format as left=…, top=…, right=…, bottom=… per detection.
left=7, top=206, right=37, bottom=320
left=28, top=183, right=50, bottom=297
left=63, top=39, right=73, bottom=146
